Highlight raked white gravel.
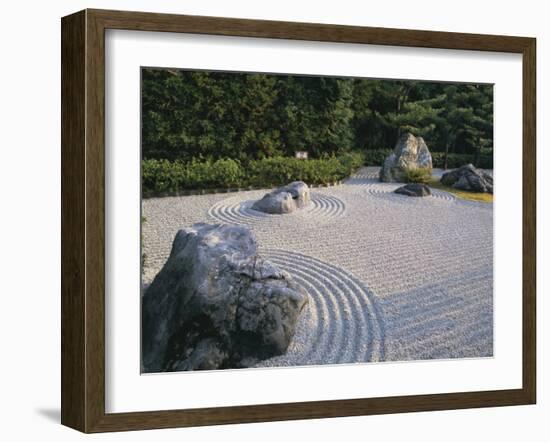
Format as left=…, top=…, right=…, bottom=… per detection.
left=142, top=167, right=493, bottom=366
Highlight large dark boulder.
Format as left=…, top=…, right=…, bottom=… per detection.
left=380, top=133, right=433, bottom=182
left=142, top=223, right=308, bottom=372
left=440, top=164, right=493, bottom=193
left=394, top=183, right=432, bottom=197
left=252, top=181, right=310, bottom=214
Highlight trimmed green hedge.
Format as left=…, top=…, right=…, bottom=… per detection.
left=364, top=149, right=493, bottom=169
left=142, top=152, right=365, bottom=195
left=141, top=158, right=244, bottom=193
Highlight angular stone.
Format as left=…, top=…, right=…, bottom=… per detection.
left=394, top=183, right=432, bottom=197
left=252, top=190, right=296, bottom=214
left=379, top=133, right=433, bottom=183
left=142, top=223, right=308, bottom=372
left=281, top=181, right=310, bottom=208
left=252, top=181, right=310, bottom=214
left=440, top=164, right=493, bottom=193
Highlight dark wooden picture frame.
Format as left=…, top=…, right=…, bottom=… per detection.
left=61, top=8, right=536, bottom=433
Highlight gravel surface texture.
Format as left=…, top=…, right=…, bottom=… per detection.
left=142, top=167, right=493, bottom=366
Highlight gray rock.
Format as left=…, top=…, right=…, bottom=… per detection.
left=142, top=223, right=308, bottom=372
left=394, top=183, right=432, bottom=197
left=440, top=164, right=493, bottom=193
left=251, top=190, right=296, bottom=214
left=379, top=133, right=433, bottom=182
left=281, top=181, right=310, bottom=208
left=252, top=181, right=310, bottom=214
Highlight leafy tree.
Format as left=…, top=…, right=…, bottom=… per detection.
left=141, top=68, right=493, bottom=166
left=433, top=84, right=493, bottom=168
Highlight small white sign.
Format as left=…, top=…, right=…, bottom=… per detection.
left=295, top=151, right=308, bottom=159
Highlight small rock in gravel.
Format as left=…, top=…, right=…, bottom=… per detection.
left=252, top=190, right=295, bottom=214
left=252, top=181, right=310, bottom=214
left=394, top=183, right=432, bottom=197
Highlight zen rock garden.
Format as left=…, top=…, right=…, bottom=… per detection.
left=142, top=133, right=493, bottom=373
left=142, top=156, right=494, bottom=368
left=394, top=183, right=432, bottom=197
left=140, top=71, right=495, bottom=371
left=142, top=223, right=308, bottom=372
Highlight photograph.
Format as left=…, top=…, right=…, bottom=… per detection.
left=139, top=68, right=494, bottom=373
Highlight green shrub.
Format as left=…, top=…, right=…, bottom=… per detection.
left=402, top=167, right=432, bottom=184
left=337, top=151, right=366, bottom=172
left=209, top=158, right=244, bottom=187
left=247, top=157, right=346, bottom=187
left=141, top=158, right=246, bottom=193
left=141, top=159, right=184, bottom=193
left=247, top=157, right=302, bottom=186
left=142, top=152, right=364, bottom=195
left=183, top=160, right=209, bottom=189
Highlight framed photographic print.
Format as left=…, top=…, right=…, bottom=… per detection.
left=61, top=9, right=536, bottom=433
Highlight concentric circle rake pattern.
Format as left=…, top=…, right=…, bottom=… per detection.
left=306, top=194, right=346, bottom=217
left=208, top=192, right=346, bottom=225
left=254, top=249, right=385, bottom=367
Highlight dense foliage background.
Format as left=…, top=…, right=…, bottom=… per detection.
left=142, top=69, right=493, bottom=160
left=141, top=68, right=493, bottom=193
